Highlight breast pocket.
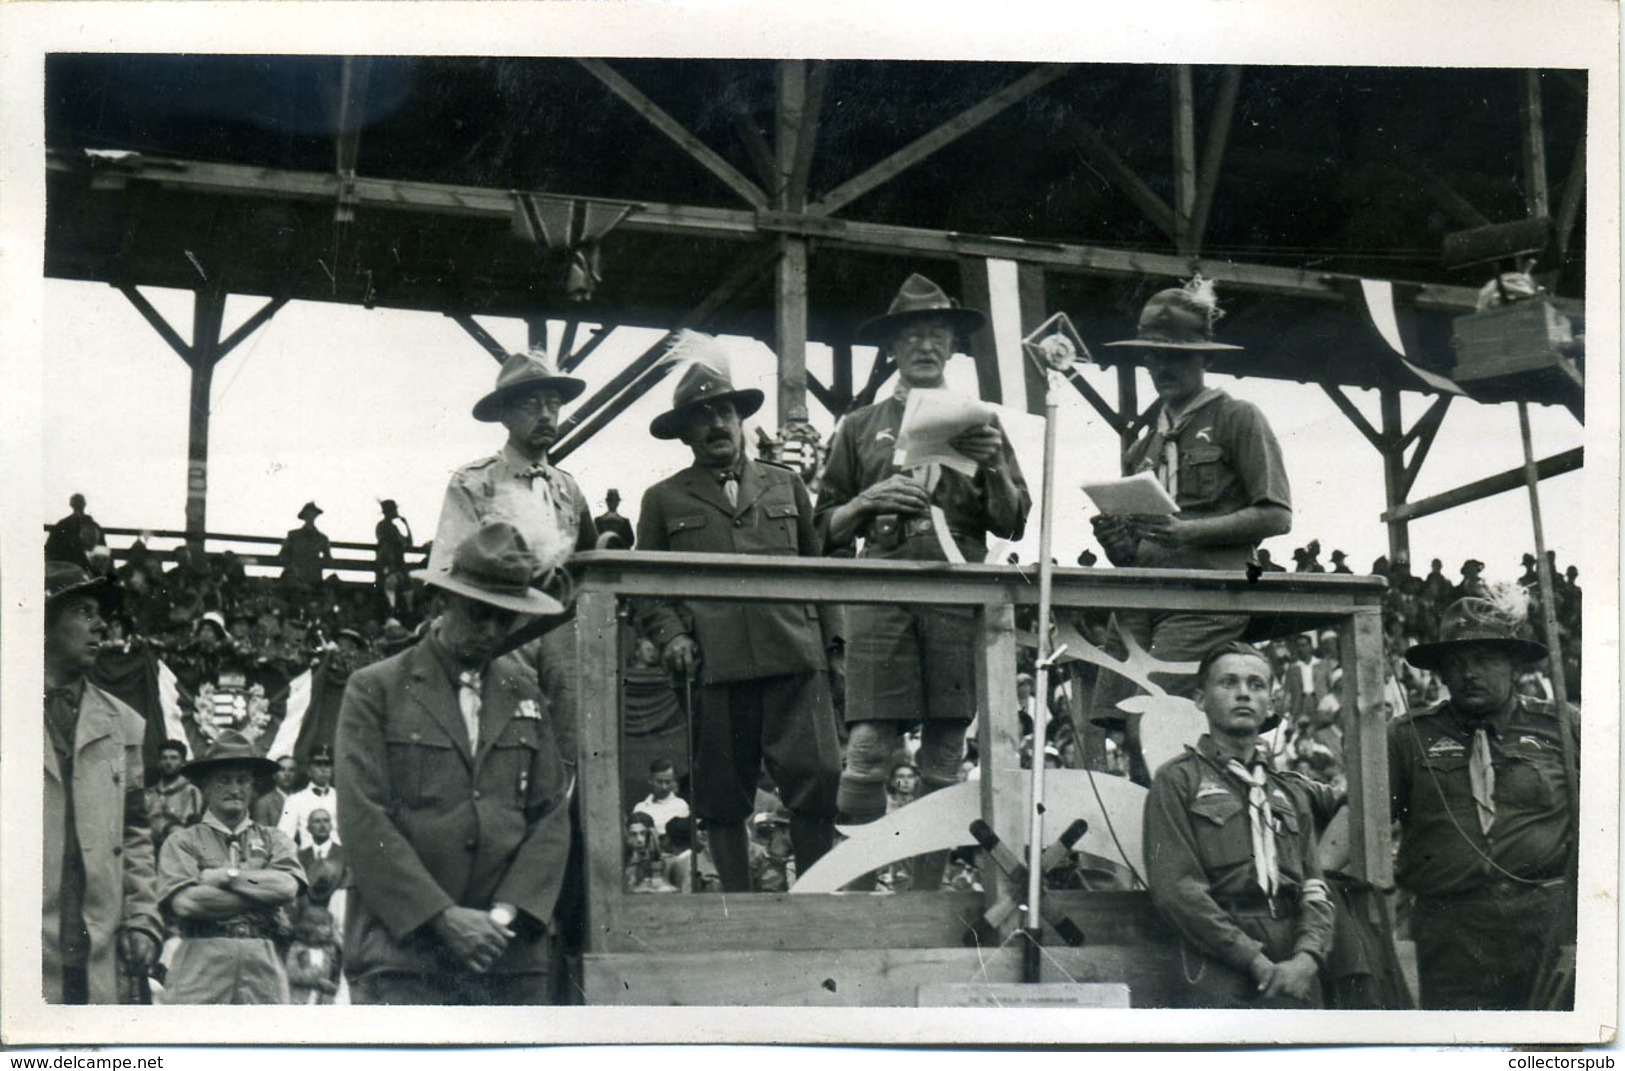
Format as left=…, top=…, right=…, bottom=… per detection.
left=1188, top=792, right=1251, bottom=871
left=486, top=722, right=543, bottom=807
left=663, top=512, right=710, bottom=552
left=758, top=501, right=801, bottom=552
left=1181, top=444, right=1226, bottom=500
left=384, top=728, right=459, bottom=811
left=1500, top=742, right=1564, bottom=810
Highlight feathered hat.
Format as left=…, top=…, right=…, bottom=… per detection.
left=648, top=331, right=765, bottom=440
left=1105, top=275, right=1243, bottom=351
left=1404, top=585, right=1548, bottom=671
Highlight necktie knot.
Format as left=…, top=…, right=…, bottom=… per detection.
left=458, top=669, right=483, bottom=692
left=520, top=464, right=552, bottom=483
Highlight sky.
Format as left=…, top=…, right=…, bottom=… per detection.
left=39, top=278, right=1589, bottom=588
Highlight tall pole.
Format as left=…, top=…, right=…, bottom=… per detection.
left=1518, top=403, right=1568, bottom=706
left=1022, top=366, right=1062, bottom=982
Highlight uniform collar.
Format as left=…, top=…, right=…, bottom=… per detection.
left=201, top=810, right=254, bottom=837
left=500, top=442, right=550, bottom=475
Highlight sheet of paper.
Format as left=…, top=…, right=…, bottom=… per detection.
left=892, top=388, right=999, bottom=478
left=1081, top=470, right=1179, bottom=516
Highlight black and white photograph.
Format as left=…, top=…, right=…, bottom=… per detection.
left=1, top=0, right=1618, bottom=1054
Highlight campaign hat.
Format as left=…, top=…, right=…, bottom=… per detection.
left=855, top=273, right=986, bottom=347
left=472, top=349, right=587, bottom=421
left=1404, top=597, right=1548, bottom=671
left=649, top=337, right=764, bottom=440
left=1104, top=277, right=1243, bottom=351
left=182, top=730, right=280, bottom=782
left=411, top=521, right=563, bottom=616
left=46, top=560, right=110, bottom=606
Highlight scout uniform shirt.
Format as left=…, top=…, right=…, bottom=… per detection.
left=1144, top=736, right=1335, bottom=977
left=429, top=443, right=597, bottom=580
left=1388, top=693, right=1577, bottom=898
left=157, top=812, right=306, bottom=1004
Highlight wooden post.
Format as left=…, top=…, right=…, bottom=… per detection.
left=1116, top=363, right=1139, bottom=453
left=183, top=289, right=228, bottom=547
left=576, top=590, right=624, bottom=955
left=1379, top=389, right=1411, bottom=567
left=976, top=601, right=1022, bottom=926
left=831, top=342, right=854, bottom=416
left=1519, top=403, right=1570, bottom=706
left=1520, top=70, right=1551, bottom=220
left=1171, top=66, right=1197, bottom=257
left=775, top=237, right=810, bottom=428
left=526, top=316, right=549, bottom=356
left=1341, top=604, right=1393, bottom=888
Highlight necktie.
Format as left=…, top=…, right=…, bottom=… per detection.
left=716, top=470, right=739, bottom=508
left=457, top=669, right=483, bottom=751
left=1469, top=728, right=1496, bottom=834
left=1228, top=759, right=1280, bottom=898
left=44, top=687, right=78, bottom=757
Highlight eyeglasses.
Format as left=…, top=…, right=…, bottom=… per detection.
left=509, top=394, right=563, bottom=416
left=895, top=324, right=955, bottom=345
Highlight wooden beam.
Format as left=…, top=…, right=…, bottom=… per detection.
left=775, top=61, right=806, bottom=210
left=1063, top=368, right=1129, bottom=434
left=557, top=319, right=580, bottom=360
left=118, top=284, right=193, bottom=364
left=1378, top=389, right=1410, bottom=564
left=1382, top=446, right=1583, bottom=524
left=850, top=353, right=895, bottom=410
left=810, top=63, right=1073, bottom=217
left=1116, top=364, right=1140, bottom=453
left=1552, top=132, right=1586, bottom=271
left=831, top=342, right=854, bottom=414
left=1342, top=607, right=1393, bottom=888
left=732, top=109, right=778, bottom=194
left=1067, top=121, right=1179, bottom=243
left=960, top=258, right=1003, bottom=404
left=1170, top=66, right=1198, bottom=256
left=976, top=601, right=1022, bottom=929
left=576, top=59, right=769, bottom=211
left=215, top=295, right=287, bottom=360
left=1520, top=70, right=1551, bottom=219
left=552, top=242, right=781, bottom=458
left=776, top=235, right=810, bottom=426
left=1400, top=156, right=1492, bottom=229
left=1398, top=398, right=1449, bottom=501
left=1320, top=383, right=1384, bottom=451
left=1190, top=66, right=1242, bottom=256
left=787, top=61, right=829, bottom=212
left=61, top=153, right=1492, bottom=312
left=525, top=315, right=548, bottom=355
left=447, top=312, right=510, bottom=362
left=562, top=324, right=616, bottom=373
left=184, top=288, right=228, bottom=542
left=574, top=590, right=626, bottom=956
left=1396, top=393, right=1452, bottom=452
left=803, top=369, right=837, bottom=416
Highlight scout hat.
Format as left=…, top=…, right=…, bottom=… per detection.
left=472, top=348, right=587, bottom=421
left=1404, top=595, right=1547, bottom=671
left=411, top=521, right=563, bottom=615
left=855, top=273, right=986, bottom=347
left=649, top=332, right=764, bottom=440
left=183, top=729, right=280, bottom=782
left=1105, top=275, right=1243, bottom=351
left=298, top=502, right=323, bottom=522
left=45, top=560, right=109, bottom=605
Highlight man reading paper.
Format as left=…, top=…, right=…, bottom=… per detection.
left=1089, top=278, right=1292, bottom=783
left=815, top=274, right=1031, bottom=891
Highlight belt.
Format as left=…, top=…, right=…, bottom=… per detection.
left=866, top=514, right=976, bottom=548
left=178, top=918, right=279, bottom=940
left=1212, top=892, right=1298, bottom=917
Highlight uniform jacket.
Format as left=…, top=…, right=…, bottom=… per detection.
left=336, top=639, right=572, bottom=978
left=43, top=681, right=163, bottom=1004
left=1143, top=736, right=1335, bottom=975
left=636, top=458, right=828, bottom=685
left=814, top=395, right=1030, bottom=561
left=1122, top=390, right=1291, bottom=571
left=1388, top=693, right=1578, bottom=898
left=429, top=444, right=597, bottom=579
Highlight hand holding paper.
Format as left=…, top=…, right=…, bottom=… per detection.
left=893, top=389, right=1000, bottom=477
left=1081, top=471, right=1179, bottom=516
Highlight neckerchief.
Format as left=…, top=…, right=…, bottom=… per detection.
left=1135, top=387, right=1225, bottom=499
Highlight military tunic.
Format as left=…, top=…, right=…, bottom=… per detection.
left=636, top=458, right=840, bottom=822
left=1144, top=735, right=1335, bottom=1008
left=1388, top=693, right=1578, bottom=1009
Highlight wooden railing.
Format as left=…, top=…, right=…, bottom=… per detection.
left=45, top=524, right=425, bottom=581
left=568, top=551, right=1391, bottom=1006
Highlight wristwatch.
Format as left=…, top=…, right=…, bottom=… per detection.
left=489, top=903, right=517, bottom=928
left=226, top=868, right=240, bottom=880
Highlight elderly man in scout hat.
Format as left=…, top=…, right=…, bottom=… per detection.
left=1144, top=641, right=1335, bottom=1008
left=815, top=274, right=1031, bottom=891
left=634, top=332, right=841, bottom=891
left=337, top=521, right=572, bottom=1004
left=429, top=347, right=597, bottom=771
left=1390, top=594, right=1579, bottom=1009
left=1088, top=277, right=1292, bottom=784
left=157, top=730, right=306, bottom=1004
left=43, top=561, right=163, bottom=1003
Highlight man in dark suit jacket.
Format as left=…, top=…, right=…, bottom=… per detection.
left=296, top=808, right=348, bottom=910
left=635, top=334, right=842, bottom=892
left=337, top=522, right=572, bottom=1004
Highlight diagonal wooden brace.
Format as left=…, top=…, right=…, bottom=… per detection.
left=966, top=818, right=1089, bottom=948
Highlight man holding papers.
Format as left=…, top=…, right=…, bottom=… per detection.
left=816, top=274, right=1031, bottom=890
left=1090, top=278, right=1292, bottom=782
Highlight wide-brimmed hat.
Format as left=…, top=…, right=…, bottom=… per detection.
left=411, top=521, right=563, bottom=615
left=183, top=730, right=280, bottom=782
left=1404, top=596, right=1548, bottom=671
left=855, top=273, right=986, bottom=347
left=196, top=610, right=232, bottom=640
left=378, top=617, right=417, bottom=653
left=1104, top=277, right=1243, bottom=351
left=649, top=341, right=764, bottom=440
left=46, top=560, right=110, bottom=605
left=297, top=502, right=324, bottom=522
left=472, top=349, right=587, bottom=421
